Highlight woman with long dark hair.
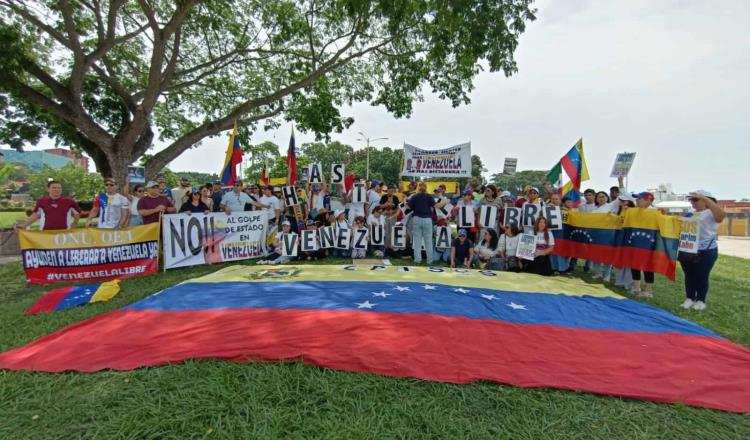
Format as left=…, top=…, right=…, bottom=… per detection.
left=526, top=217, right=554, bottom=276
left=474, top=228, right=502, bottom=270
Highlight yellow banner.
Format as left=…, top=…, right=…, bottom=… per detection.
left=19, top=223, right=160, bottom=250
left=269, top=177, right=288, bottom=186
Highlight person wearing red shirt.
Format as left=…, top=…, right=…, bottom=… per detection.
left=16, top=180, right=81, bottom=231
left=138, top=180, right=176, bottom=224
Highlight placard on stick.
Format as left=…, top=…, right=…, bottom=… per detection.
left=308, top=163, right=323, bottom=184
left=282, top=186, right=299, bottom=206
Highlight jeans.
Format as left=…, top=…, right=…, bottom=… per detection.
left=550, top=255, right=569, bottom=272
left=680, top=247, right=718, bottom=302
left=433, top=248, right=451, bottom=263
left=411, top=216, right=434, bottom=264
left=129, top=215, right=143, bottom=226
left=270, top=255, right=292, bottom=264
left=592, top=262, right=611, bottom=280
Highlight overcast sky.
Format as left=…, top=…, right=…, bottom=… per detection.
left=28, top=0, right=750, bottom=198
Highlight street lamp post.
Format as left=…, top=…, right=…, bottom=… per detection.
left=357, top=132, right=388, bottom=180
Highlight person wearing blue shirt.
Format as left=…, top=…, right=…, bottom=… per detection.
left=220, top=180, right=253, bottom=214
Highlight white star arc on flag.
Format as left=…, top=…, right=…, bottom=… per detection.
left=394, top=286, right=410, bottom=292
left=372, top=291, right=391, bottom=298
left=506, top=302, right=527, bottom=310
left=355, top=300, right=377, bottom=309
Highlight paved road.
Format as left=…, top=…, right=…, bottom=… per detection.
left=718, top=236, right=750, bottom=259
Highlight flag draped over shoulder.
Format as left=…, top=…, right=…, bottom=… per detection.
left=547, top=139, right=589, bottom=206
left=220, top=121, right=243, bottom=186
left=1, top=265, right=748, bottom=413
left=26, top=280, right=121, bottom=315
left=555, top=209, right=681, bottom=279
left=287, top=127, right=297, bottom=185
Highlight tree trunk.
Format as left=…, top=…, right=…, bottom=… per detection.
left=106, top=149, right=133, bottom=189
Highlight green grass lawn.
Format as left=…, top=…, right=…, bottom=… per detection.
left=0, top=211, right=27, bottom=229
left=1, top=257, right=749, bottom=439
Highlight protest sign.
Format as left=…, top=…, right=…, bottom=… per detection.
left=20, top=224, right=160, bottom=285
left=610, top=152, right=636, bottom=178
left=280, top=233, right=299, bottom=257
left=331, top=164, right=345, bottom=184
left=544, top=206, right=563, bottom=230
left=480, top=205, right=498, bottom=228
left=353, top=228, right=369, bottom=250
left=335, top=228, right=351, bottom=249
left=370, top=224, right=385, bottom=246
left=504, top=207, right=522, bottom=228
left=678, top=217, right=700, bottom=254
left=435, top=226, right=451, bottom=249
left=503, top=158, right=518, bottom=176
left=392, top=224, right=406, bottom=248
left=516, top=233, right=537, bottom=261
left=319, top=226, right=335, bottom=249
left=308, top=163, right=323, bottom=184
left=162, top=211, right=267, bottom=269
left=522, top=203, right=542, bottom=229
left=457, top=205, right=475, bottom=228
left=282, top=186, right=299, bottom=206
left=127, top=166, right=146, bottom=184
left=301, top=229, right=319, bottom=252
left=401, top=143, right=472, bottom=178
left=352, top=183, right=366, bottom=204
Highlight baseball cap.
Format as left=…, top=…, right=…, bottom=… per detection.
left=458, top=229, right=468, bottom=237
left=180, top=176, right=189, bottom=182
left=281, top=220, right=291, bottom=226
left=191, top=188, right=200, bottom=194
left=500, top=190, right=511, bottom=198
left=636, top=192, right=655, bottom=202
left=146, top=180, right=159, bottom=188
left=370, top=180, right=381, bottom=188
left=692, top=189, right=714, bottom=199
left=306, top=219, right=315, bottom=226
left=463, top=189, right=473, bottom=196
left=334, top=209, right=344, bottom=218
left=212, top=180, right=222, bottom=185
left=618, top=193, right=636, bottom=203
left=529, top=187, right=540, bottom=194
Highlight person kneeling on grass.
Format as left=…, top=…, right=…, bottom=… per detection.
left=258, top=220, right=295, bottom=265
left=450, top=229, right=474, bottom=269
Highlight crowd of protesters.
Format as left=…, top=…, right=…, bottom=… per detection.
left=15, top=172, right=725, bottom=311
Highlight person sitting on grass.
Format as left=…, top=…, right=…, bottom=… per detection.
left=350, top=216, right=368, bottom=259
left=499, top=224, right=523, bottom=272
left=258, top=220, right=295, bottom=265
left=474, top=229, right=502, bottom=270
left=450, top=229, right=474, bottom=269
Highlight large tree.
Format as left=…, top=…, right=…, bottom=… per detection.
left=0, top=0, right=535, bottom=183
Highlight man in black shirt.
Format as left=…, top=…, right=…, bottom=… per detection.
left=451, top=229, right=475, bottom=268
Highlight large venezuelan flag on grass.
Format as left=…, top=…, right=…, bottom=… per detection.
left=555, top=208, right=681, bottom=279
left=1, top=265, right=748, bottom=412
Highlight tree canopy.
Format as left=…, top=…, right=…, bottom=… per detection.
left=489, top=169, right=547, bottom=194
left=0, top=0, right=535, bottom=182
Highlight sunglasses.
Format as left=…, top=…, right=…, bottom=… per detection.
left=689, top=197, right=699, bottom=202
left=233, top=183, right=242, bottom=187
left=136, top=189, right=144, bottom=193
left=105, top=182, right=115, bottom=187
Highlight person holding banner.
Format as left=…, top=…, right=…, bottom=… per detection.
left=367, top=181, right=382, bottom=214
left=367, top=206, right=386, bottom=257
left=220, top=180, right=254, bottom=214
left=86, top=178, right=130, bottom=229
left=454, top=189, right=480, bottom=241
left=332, top=210, right=351, bottom=258
left=350, top=216, right=368, bottom=259
left=548, top=194, right=569, bottom=274
left=525, top=217, right=555, bottom=276
left=631, top=192, right=657, bottom=297
left=138, top=181, right=176, bottom=225
left=16, top=180, right=82, bottom=231
left=480, top=185, right=502, bottom=234
left=211, top=181, right=225, bottom=212
left=123, top=183, right=144, bottom=226
left=259, top=186, right=282, bottom=230
left=591, top=192, right=616, bottom=282
left=679, top=191, right=725, bottom=311
left=379, top=185, right=400, bottom=210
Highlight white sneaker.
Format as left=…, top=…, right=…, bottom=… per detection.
left=692, top=301, right=707, bottom=311
left=680, top=299, right=694, bottom=309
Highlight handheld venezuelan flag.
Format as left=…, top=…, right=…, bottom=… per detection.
left=2, top=265, right=749, bottom=413
left=220, top=121, right=243, bottom=186
left=26, top=280, right=121, bottom=315
left=547, top=138, right=589, bottom=206
left=286, top=127, right=297, bottom=185
left=259, top=159, right=270, bottom=186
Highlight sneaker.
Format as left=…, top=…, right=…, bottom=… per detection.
left=692, top=301, right=707, bottom=311
left=593, top=274, right=603, bottom=280
left=681, top=299, right=695, bottom=309
left=637, top=291, right=653, bottom=298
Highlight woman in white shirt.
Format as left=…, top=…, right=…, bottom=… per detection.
left=679, top=190, right=725, bottom=311
left=499, top=224, right=523, bottom=272
left=591, top=191, right=616, bottom=282
left=124, top=183, right=144, bottom=226
left=525, top=217, right=555, bottom=276
left=474, top=229, right=502, bottom=270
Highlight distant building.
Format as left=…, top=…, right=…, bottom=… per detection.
left=44, top=148, right=90, bottom=170
left=0, top=149, right=72, bottom=171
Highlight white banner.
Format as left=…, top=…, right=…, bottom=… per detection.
left=401, top=142, right=472, bottom=177
left=163, top=211, right=268, bottom=269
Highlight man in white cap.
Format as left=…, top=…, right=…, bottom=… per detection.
left=258, top=220, right=294, bottom=265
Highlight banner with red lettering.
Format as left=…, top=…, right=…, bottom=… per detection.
left=401, top=142, right=472, bottom=178
left=19, top=224, right=160, bottom=285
